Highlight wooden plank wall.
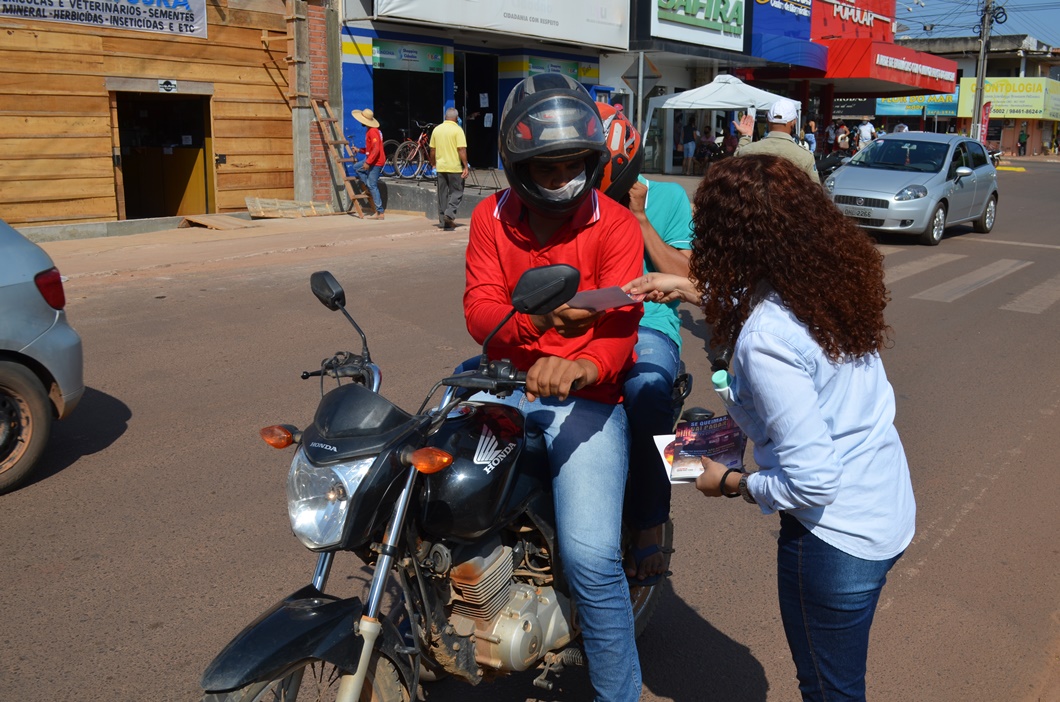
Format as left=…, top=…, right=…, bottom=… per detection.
left=0, top=0, right=294, bottom=227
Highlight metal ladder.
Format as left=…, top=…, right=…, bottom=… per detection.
left=311, top=99, right=377, bottom=217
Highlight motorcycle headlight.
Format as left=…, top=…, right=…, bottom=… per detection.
left=286, top=448, right=374, bottom=550
left=895, top=184, right=928, bottom=201
left=824, top=178, right=835, bottom=194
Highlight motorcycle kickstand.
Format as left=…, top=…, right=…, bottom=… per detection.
left=533, top=648, right=586, bottom=691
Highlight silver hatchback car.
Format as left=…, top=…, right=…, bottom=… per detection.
left=824, top=132, right=999, bottom=246
left=0, top=220, right=84, bottom=493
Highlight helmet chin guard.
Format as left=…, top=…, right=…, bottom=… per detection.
left=499, top=74, right=608, bottom=217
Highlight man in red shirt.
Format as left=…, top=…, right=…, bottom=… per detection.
left=464, top=74, right=644, bottom=702
left=350, top=108, right=385, bottom=219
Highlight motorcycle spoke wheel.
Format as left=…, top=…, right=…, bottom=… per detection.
left=203, top=656, right=408, bottom=702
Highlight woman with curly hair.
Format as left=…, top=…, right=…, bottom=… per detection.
left=625, top=154, right=915, bottom=702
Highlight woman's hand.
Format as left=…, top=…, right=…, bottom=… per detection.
left=694, top=457, right=730, bottom=497
left=623, top=273, right=699, bottom=305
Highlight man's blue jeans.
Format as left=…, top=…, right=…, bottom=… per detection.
left=471, top=388, right=641, bottom=702
left=623, top=328, right=680, bottom=530
left=352, top=160, right=383, bottom=213
left=777, top=513, right=903, bottom=702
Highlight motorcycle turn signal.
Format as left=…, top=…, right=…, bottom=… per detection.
left=260, top=425, right=300, bottom=449
left=404, top=447, right=454, bottom=474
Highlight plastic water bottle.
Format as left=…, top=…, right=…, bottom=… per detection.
left=712, top=369, right=735, bottom=406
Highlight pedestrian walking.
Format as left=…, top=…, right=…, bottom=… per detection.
left=625, top=154, right=914, bottom=702
left=733, top=99, right=817, bottom=182
left=1018, top=127, right=1028, bottom=156
left=350, top=108, right=386, bottom=219
left=804, top=120, right=817, bottom=154
left=428, top=107, right=470, bottom=230
left=855, top=118, right=877, bottom=151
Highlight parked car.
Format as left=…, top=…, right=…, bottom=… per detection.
left=823, top=132, right=999, bottom=246
left=0, top=219, right=83, bottom=493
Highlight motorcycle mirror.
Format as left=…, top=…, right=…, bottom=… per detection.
left=310, top=271, right=346, bottom=311
left=510, top=264, right=580, bottom=315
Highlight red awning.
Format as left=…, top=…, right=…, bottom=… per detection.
left=821, top=39, right=957, bottom=95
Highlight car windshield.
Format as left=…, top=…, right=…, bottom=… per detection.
left=847, top=139, right=949, bottom=173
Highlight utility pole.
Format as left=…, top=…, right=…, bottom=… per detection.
left=970, top=0, right=993, bottom=143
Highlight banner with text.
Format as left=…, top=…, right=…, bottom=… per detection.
left=957, top=77, right=1060, bottom=120
left=1, top=0, right=207, bottom=38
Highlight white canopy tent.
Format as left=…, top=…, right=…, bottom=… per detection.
left=642, top=75, right=794, bottom=174
left=642, top=74, right=793, bottom=133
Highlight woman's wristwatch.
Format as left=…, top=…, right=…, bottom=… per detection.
left=737, top=473, right=756, bottom=504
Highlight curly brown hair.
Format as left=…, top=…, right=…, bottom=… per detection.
left=690, top=155, right=891, bottom=361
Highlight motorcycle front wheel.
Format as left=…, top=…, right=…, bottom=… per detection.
left=203, top=655, right=409, bottom=702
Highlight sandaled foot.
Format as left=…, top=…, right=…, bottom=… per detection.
left=625, top=524, right=674, bottom=586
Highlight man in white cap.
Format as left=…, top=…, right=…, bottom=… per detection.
left=350, top=108, right=385, bottom=219
left=733, top=98, right=818, bottom=182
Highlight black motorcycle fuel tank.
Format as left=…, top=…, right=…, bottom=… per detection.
left=418, top=402, right=548, bottom=542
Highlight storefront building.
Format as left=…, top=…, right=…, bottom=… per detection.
left=338, top=0, right=628, bottom=169
left=1, top=0, right=305, bottom=228
left=735, top=0, right=958, bottom=125
left=898, top=35, right=1060, bottom=155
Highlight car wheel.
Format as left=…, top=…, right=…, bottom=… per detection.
left=919, top=203, right=946, bottom=246
left=973, top=194, right=997, bottom=233
left=0, top=361, right=52, bottom=494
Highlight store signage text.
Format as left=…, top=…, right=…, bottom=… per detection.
left=816, top=0, right=891, bottom=30
left=756, top=0, right=810, bottom=18
left=658, top=0, right=744, bottom=36
left=0, top=0, right=206, bottom=36
left=876, top=55, right=956, bottom=83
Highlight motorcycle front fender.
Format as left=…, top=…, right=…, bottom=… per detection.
left=201, top=584, right=364, bottom=693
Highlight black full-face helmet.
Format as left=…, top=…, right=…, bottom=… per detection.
left=499, top=74, right=608, bottom=217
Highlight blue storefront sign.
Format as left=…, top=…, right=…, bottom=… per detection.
left=748, top=0, right=826, bottom=71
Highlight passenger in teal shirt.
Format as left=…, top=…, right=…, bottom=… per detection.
left=596, top=103, right=694, bottom=585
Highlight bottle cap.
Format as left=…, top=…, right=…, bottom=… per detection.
left=711, top=369, right=731, bottom=390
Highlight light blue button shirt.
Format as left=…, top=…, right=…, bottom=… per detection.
left=730, top=290, right=915, bottom=561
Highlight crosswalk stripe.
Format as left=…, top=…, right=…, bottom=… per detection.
left=877, top=246, right=904, bottom=256
left=911, top=259, right=1034, bottom=302
left=885, top=253, right=965, bottom=285
left=1000, top=273, right=1060, bottom=314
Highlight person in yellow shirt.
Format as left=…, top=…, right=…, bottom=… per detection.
left=428, top=108, right=470, bottom=230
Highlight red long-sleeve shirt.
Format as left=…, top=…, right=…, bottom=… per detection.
left=464, top=189, right=644, bottom=405
left=361, top=127, right=385, bottom=167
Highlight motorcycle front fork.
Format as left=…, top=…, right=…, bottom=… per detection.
left=334, top=463, right=420, bottom=702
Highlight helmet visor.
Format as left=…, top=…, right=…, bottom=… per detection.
left=502, top=95, right=605, bottom=164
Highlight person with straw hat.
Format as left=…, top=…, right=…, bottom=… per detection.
left=350, top=108, right=385, bottom=219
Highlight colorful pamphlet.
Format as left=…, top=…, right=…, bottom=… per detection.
left=654, top=414, right=748, bottom=483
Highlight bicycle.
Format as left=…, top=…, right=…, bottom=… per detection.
left=391, top=120, right=437, bottom=179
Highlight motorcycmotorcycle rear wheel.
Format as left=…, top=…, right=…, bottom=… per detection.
left=202, top=655, right=408, bottom=702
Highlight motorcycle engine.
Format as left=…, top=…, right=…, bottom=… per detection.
left=445, top=543, right=572, bottom=671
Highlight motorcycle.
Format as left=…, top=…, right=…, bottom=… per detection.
left=988, top=149, right=1002, bottom=167
left=817, top=148, right=854, bottom=183
left=201, top=264, right=695, bottom=702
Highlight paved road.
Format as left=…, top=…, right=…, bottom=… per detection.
left=1, top=163, right=1058, bottom=701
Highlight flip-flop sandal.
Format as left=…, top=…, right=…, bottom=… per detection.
left=626, top=542, right=674, bottom=587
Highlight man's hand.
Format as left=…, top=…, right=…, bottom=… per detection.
left=733, top=114, right=754, bottom=137
left=531, top=304, right=603, bottom=338
left=627, top=181, right=648, bottom=218
left=525, top=357, right=598, bottom=402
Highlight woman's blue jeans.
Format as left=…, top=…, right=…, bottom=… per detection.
left=622, top=328, right=680, bottom=530
left=352, top=160, right=383, bottom=212
left=777, top=513, right=903, bottom=702
left=471, top=388, right=641, bottom=702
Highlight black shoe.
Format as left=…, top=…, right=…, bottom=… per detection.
left=443, top=216, right=456, bottom=230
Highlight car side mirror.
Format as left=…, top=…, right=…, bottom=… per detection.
left=511, top=264, right=580, bottom=315
left=955, top=166, right=974, bottom=180
left=310, top=271, right=345, bottom=311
